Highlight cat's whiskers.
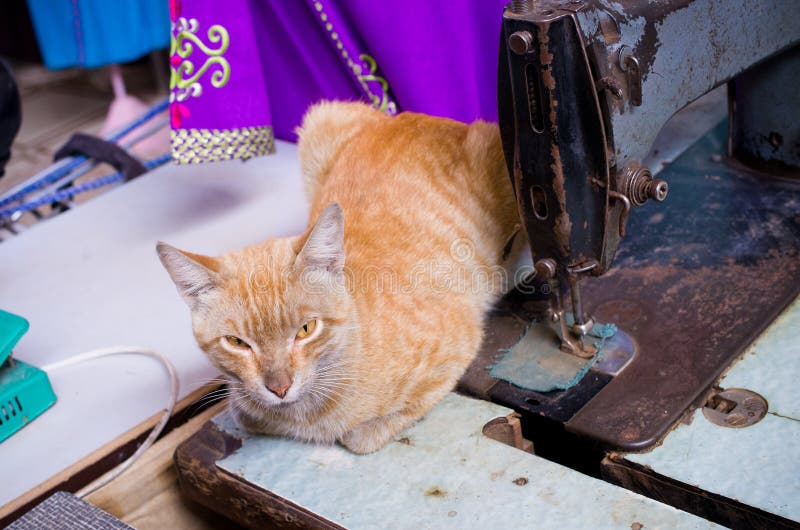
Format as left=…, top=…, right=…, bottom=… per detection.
left=313, top=379, right=347, bottom=398
left=188, top=375, right=230, bottom=384
left=191, top=385, right=237, bottom=408
left=228, top=390, right=259, bottom=415
left=305, top=387, right=331, bottom=406
left=315, top=359, right=355, bottom=373
left=312, top=376, right=355, bottom=395
left=186, top=375, right=248, bottom=409
left=314, top=382, right=354, bottom=394
left=312, top=387, right=343, bottom=408
left=186, top=376, right=237, bottom=391
left=196, top=389, right=229, bottom=402
left=315, top=357, right=355, bottom=371
left=315, top=373, right=358, bottom=385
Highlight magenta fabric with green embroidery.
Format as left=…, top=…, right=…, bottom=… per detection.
left=170, top=0, right=507, bottom=163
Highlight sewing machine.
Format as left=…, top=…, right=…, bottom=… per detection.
left=459, top=0, right=800, bottom=447
left=457, top=0, right=800, bottom=525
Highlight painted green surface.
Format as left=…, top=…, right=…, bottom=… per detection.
left=217, top=393, right=721, bottom=529
left=628, top=297, right=800, bottom=522
left=0, top=360, right=57, bottom=443
left=0, top=309, right=29, bottom=366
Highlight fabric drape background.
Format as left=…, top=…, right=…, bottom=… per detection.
left=169, top=0, right=507, bottom=164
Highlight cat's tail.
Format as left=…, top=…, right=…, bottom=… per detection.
left=295, top=101, right=384, bottom=201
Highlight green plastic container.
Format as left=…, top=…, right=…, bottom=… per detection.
left=0, top=310, right=57, bottom=442
left=0, top=309, right=29, bottom=366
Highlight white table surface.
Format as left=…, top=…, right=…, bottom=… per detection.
left=0, top=140, right=308, bottom=507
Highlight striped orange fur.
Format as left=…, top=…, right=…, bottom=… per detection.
left=157, top=101, right=521, bottom=453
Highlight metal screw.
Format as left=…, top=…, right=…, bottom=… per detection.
left=509, top=31, right=534, bottom=55
left=596, top=76, right=623, bottom=100
left=648, top=180, right=669, bottom=202
left=509, top=0, right=534, bottom=14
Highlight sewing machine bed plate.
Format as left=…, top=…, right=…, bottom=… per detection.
left=174, top=393, right=721, bottom=529
left=460, top=121, right=800, bottom=450
left=603, top=296, right=800, bottom=529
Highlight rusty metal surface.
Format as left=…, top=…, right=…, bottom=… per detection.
left=577, top=0, right=800, bottom=170
left=459, top=284, right=618, bottom=424
left=568, top=120, right=800, bottom=449
left=482, top=413, right=535, bottom=453
left=499, top=5, right=615, bottom=275
left=701, top=388, right=768, bottom=428
left=617, top=296, right=800, bottom=525
left=465, top=119, right=800, bottom=451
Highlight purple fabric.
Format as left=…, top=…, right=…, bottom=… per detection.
left=333, top=1, right=506, bottom=123
left=303, top=1, right=398, bottom=115
left=249, top=1, right=364, bottom=141
left=170, top=0, right=272, bottom=131
left=171, top=0, right=507, bottom=161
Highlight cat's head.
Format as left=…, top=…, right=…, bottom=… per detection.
left=157, top=203, right=356, bottom=407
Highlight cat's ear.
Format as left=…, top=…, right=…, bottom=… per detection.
left=156, top=242, right=220, bottom=307
left=296, top=203, right=345, bottom=274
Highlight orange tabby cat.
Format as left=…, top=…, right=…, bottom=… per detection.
left=157, top=101, right=520, bottom=453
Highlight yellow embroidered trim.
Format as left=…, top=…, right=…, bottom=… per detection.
left=171, top=126, right=275, bottom=164
left=312, top=1, right=396, bottom=114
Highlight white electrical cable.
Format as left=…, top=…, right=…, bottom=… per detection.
left=41, top=346, right=179, bottom=498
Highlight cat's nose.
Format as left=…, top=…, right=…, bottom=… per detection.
left=265, top=371, right=293, bottom=399
left=266, top=382, right=292, bottom=399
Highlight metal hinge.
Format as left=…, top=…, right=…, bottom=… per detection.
left=618, top=46, right=642, bottom=106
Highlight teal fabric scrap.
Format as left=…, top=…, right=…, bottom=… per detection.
left=489, top=317, right=617, bottom=393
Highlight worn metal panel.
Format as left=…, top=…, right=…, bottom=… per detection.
left=642, top=87, right=727, bottom=173
left=626, top=297, right=800, bottom=522
left=215, top=393, right=721, bottom=529
left=578, top=0, right=800, bottom=168
left=499, top=8, right=612, bottom=272
left=731, top=45, right=800, bottom=172
left=558, top=120, right=800, bottom=450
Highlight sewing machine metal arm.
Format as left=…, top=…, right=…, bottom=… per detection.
left=497, top=0, right=800, bottom=355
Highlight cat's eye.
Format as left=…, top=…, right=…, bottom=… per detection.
left=224, top=335, right=250, bottom=349
left=295, top=319, right=318, bottom=340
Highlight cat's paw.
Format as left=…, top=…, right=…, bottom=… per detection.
left=340, top=421, right=395, bottom=454
left=340, top=414, right=413, bottom=454
left=340, top=430, right=387, bottom=454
